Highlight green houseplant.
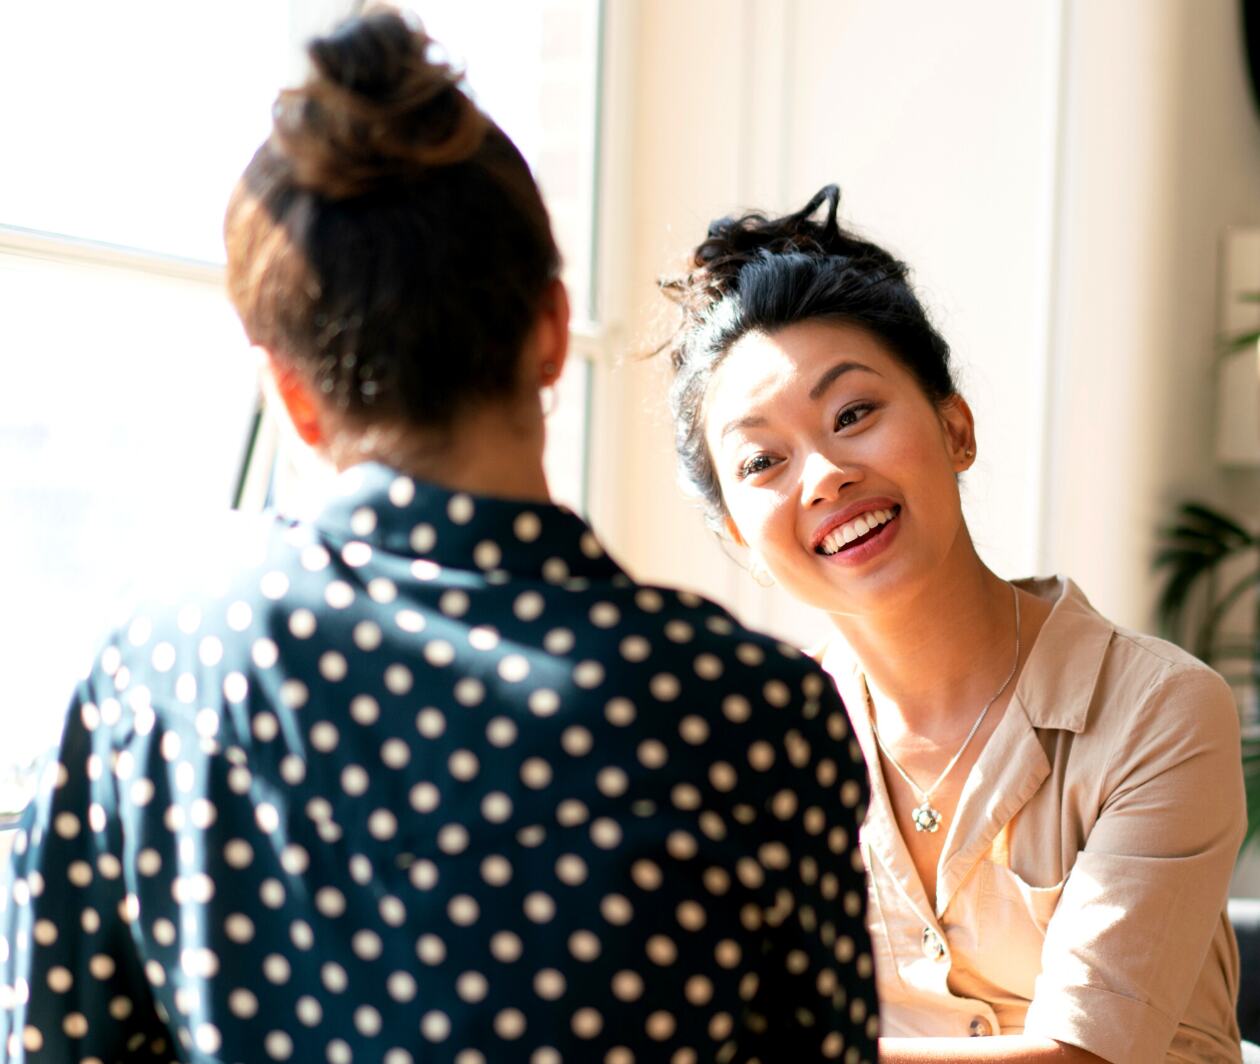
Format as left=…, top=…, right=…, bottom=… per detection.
left=1154, top=501, right=1260, bottom=850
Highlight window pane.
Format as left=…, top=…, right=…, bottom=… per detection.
left=0, top=1, right=338, bottom=262
left=402, top=0, right=603, bottom=321
left=0, top=250, right=256, bottom=775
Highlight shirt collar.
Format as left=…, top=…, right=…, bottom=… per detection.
left=1009, top=575, right=1114, bottom=733
left=306, top=462, right=625, bottom=583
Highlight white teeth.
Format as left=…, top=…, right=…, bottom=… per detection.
left=818, top=507, right=896, bottom=555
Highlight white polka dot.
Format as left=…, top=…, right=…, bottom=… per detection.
left=261, top=571, right=290, bottom=599
left=449, top=749, right=479, bottom=781
left=474, top=540, right=502, bottom=569
left=369, top=809, right=398, bottom=840
left=410, top=782, right=440, bottom=814
left=424, top=640, right=455, bottom=667
left=341, top=765, right=369, bottom=796
left=417, top=933, right=446, bottom=965
left=388, top=971, right=417, bottom=1002
left=321, top=962, right=349, bottom=993
left=448, top=894, right=479, bottom=926
left=638, top=739, right=668, bottom=768
left=320, top=651, right=348, bottom=681
left=597, top=766, right=628, bottom=797
left=280, top=680, right=309, bottom=709
left=490, top=930, right=523, bottom=962
left=199, top=636, right=224, bottom=666
left=544, top=627, right=575, bottom=654
left=300, top=544, right=331, bottom=572
left=612, top=969, right=644, bottom=1003
left=412, top=559, right=441, bottom=581
left=446, top=493, right=475, bottom=523
left=441, top=589, right=470, bottom=618
left=469, top=625, right=500, bottom=650
left=650, top=673, right=681, bottom=700
left=495, top=1007, right=527, bottom=1040
left=514, top=512, right=542, bottom=541
left=351, top=694, right=380, bottom=724
left=487, top=716, right=518, bottom=746
left=514, top=591, right=544, bottom=622
left=421, top=1010, right=451, bottom=1042
left=590, top=817, right=622, bottom=849
left=534, top=968, right=566, bottom=1000
left=390, top=476, right=416, bottom=506
left=481, top=792, right=513, bottom=823
left=572, top=1008, right=603, bottom=1038
left=353, top=620, right=383, bottom=651
left=764, top=679, right=791, bottom=707
left=369, top=577, right=399, bottom=603
left=385, top=663, right=414, bottom=694
left=438, top=824, right=470, bottom=855
left=288, top=610, right=317, bottom=639
left=543, top=557, right=569, bottom=583
left=523, top=891, right=555, bottom=923
left=521, top=757, right=552, bottom=789
left=573, top=661, right=604, bottom=688
left=562, top=726, right=594, bottom=757
left=310, top=721, right=339, bottom=752
left=263, top=954, right=291, bottom=984
left=380, top=895, right=407, bottom=926
left=356, top=1005, right=383, bottom=1037
left=454, top=677, right=485, bottom=706
left=295, top=995, right=322, bottom=1026
left=265, top=1030, right=294, bottom=1060
left=353, top=929, right=383, bottom=961
left=325, top=577, right=355, bottom=610
left=590, top=603, right=620, bottom=628
left=458, top=971, right=492, bottom=1006
left=498, top=654, right=530, bottom=682
left=229, top=988, right=259, bottom=1019
left=556, top=854, right=589, bottom=886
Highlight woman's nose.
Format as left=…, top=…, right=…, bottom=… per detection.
left=803, top=451, right=861, bottom=506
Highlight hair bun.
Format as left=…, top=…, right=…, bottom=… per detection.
left=271, top=9, right=489, bottom=199
left=661, top=183, right=899, bottom=333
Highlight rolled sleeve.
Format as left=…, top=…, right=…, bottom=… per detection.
left=1025, top=664, right=1246, bottom=1063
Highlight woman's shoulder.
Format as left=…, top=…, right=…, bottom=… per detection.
left=1031, top=575, right=1237, bottom=734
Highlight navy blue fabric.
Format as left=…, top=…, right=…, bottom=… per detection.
left=1, top=463, right=877, bottom=1063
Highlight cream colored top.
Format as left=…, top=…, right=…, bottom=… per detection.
left=821, top=577, right=1246, bottom=1064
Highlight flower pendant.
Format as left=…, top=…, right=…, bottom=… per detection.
left=911, top=801, right=942, bottom=833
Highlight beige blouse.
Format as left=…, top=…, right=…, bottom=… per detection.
left=822, top=577, right=1246, bottom=1064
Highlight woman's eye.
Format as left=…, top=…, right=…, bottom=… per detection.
left=834, top=402, right=876, bottom=431
left=737, top=454, right=777, bottom=480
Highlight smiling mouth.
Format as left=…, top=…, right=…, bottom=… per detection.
left=816, top=506, right=901, bottom=556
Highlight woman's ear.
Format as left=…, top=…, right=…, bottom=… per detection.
left=939, top=394, right=977, bottom=471
left=259, top=348, right=325, bottom=447
left=534, top=278, right=571, bottom=387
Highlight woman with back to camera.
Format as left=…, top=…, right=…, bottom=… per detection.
left=0, top=19, right=879, bottom=1063
left=656, top=184, right=1249, bottom=1063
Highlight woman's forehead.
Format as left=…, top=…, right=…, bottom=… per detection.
left=707, top=322, right=897, bottom=422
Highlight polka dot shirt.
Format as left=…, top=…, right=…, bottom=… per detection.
left=0, top=463, right=878, bottom=1063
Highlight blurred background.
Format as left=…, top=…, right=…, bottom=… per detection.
left=3, top=0, right=1260, bottom=890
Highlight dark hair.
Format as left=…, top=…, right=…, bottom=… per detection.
left=658, top=184, right=955, bottom=527
left=225, top=10, right=561, bottom=428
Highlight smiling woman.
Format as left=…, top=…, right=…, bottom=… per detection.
left=656, top=185, right=1250, bottom=1064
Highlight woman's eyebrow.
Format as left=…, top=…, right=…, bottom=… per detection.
left=720, top=415, right=768, bottom=440
left=809, top=360, right=880, bottom=400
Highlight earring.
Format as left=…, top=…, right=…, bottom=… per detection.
left=965, top=448, right=974, bottom=459
left=540, top=384, right=557, bottom=417
left=750, top=563, right=775, bottom=588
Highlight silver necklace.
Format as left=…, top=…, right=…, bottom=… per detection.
left=869, top=583, right=1021, bottom=834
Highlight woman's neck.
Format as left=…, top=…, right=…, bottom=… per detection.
left=332, top=399, right=553, bottom=504
left=826, top=546, right=1025, bottom=732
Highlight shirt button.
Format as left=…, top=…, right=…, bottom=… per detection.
left=968, top=1016, right=992, bottom=1037
left=920, top=927, right=946, bottom=960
